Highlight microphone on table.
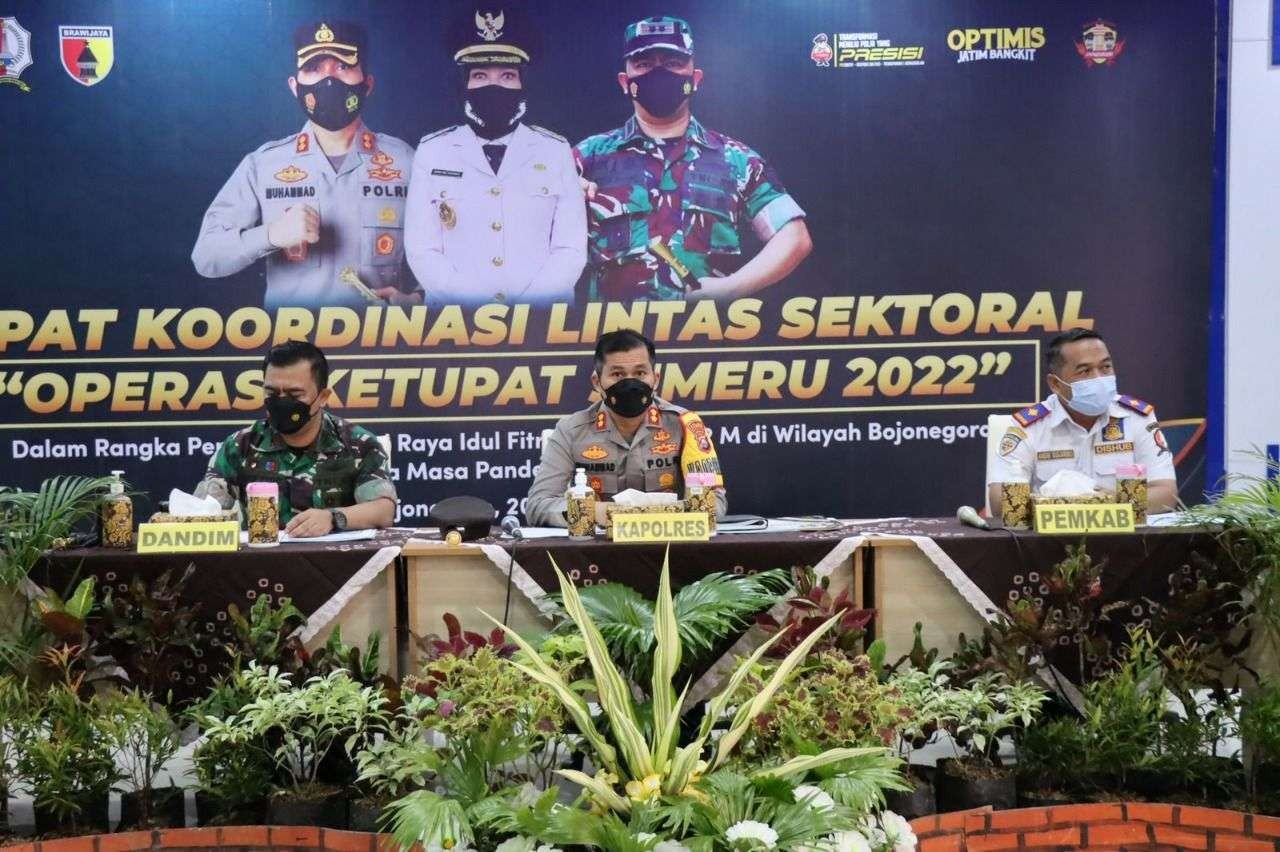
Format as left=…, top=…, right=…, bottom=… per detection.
left=956, top=505, right=991, bottom=531
left=500, top=514, right=524, bottom=540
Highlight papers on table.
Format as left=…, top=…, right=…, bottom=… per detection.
left=238, top=528, right=378, bottom=545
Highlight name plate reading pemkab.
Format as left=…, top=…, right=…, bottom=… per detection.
left=1033, top=502, right=1135, bottom=535
left=137, top=521, right=240, bottom=553
left=611, top=512, right=711, bottom=543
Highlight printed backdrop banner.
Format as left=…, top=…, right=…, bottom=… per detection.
left=0, top=0, right=1214, bottom=521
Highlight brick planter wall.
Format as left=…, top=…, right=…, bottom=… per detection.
left=910, top=804, right=1280, bottom=851
left=0, top=827, right=398, bottom=852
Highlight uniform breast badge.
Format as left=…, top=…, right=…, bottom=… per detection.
left=439, top=200, right=457, bottom=230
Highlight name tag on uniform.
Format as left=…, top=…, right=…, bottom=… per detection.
left=612, top=512, right=711, bottom=543
left=137, top=521, right=240, bottom=553
left=1036, top=450, right=1075, bottom=461
left=431, top=168, right=463, bottom=178
left=1034, top=503, right=1135, bottom=535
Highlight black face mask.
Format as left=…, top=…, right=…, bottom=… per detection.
left=601, top=378, right=654, bottom=419
left=296, top=76, right=368, bottom=131
left=266, top=395, right=316, bottom=435
left=463, top=84, right=527, bottom=139
left=626, top=67, right=694, bottom=118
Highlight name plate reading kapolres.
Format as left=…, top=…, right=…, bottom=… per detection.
left=1033, top=502, right=1135, bottom=535
left=611, top=512, right=711, bottom=544
left=137, top=521, right=240, bottom=553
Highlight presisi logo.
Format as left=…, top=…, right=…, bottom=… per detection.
left=947, top=27, right=1044, bottom=63
left=833, top=32, right=925, bottom=68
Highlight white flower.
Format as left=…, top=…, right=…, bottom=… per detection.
left=830, top=832, right=873, bottom=852
left=653, top=843, right=694, bottom=852
left=725, top=819, right=779, bottom=849
left=879, top=810, right=918, bottom=851
left=494, top=839, right=536, bottom=852
left=794, top=784, right=836, bottom=812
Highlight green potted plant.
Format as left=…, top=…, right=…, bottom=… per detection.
left=97, top=564, right=205, bottom=708
left=229, top=664, right=388, bottom=827
left=1, top=475, right=116, bottom=680
left=98, top=689, right=186, bottom=829
left=189, top=669, right=277, bottom=826
left=1241, top=679, right=1280, bottom=810
left=16, top=686, right=121, bottom=835
left=932, top=672, right=1046, bottom=811
left=351, top=692, right=441, bottom=832
left=384, top=555, right=904, bottom=851
left=884, top=659, right=962, bottom=818
left=0, top=675, right=32, bottom=838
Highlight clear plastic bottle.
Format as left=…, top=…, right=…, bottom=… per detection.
left=565, top=467, right=597, bottom=540
left=101, top=470, right=134, bottom=548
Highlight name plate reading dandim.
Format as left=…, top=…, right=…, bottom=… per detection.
left=137, top=521, right=240, bottom=553
left=611, top=512, right=711, bottom=543
left=1033, top=502, right=1135, bottom=535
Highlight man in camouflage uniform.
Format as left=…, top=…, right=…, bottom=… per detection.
left=525, top=329, right=726, bottom=527
left=574, top=16, right=812, bottom=303
left=191, top=20, right=422, bottom=309
left=196, top=340, right=396, bottom=537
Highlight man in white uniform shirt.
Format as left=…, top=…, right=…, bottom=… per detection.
left=988, top=328, right=1177, bottom=520
left=403, top=7, right=586, bottom=306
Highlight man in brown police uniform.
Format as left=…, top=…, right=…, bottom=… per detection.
left=525, top=329, right=727, bottom=527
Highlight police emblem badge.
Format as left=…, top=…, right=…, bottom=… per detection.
left=581, top=445, right=607, bottom=461
left=1076, top=19, right=1125, bottom=67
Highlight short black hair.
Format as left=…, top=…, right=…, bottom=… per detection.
left=1047, top=328, right=1104, bottom=373
left=593, top=329, right=655, bottom=374
left=265, top=340, right=329, bottom=389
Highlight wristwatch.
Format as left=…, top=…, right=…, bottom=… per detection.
left=329, top=509, right=349, bottom=532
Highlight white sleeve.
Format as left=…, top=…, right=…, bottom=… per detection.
left=987, top=425, right=1036, bottom=485
left=1134, top=412, right=1177, bottom=482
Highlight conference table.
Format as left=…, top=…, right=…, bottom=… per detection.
left=34, top=519, right=1220, bottom=697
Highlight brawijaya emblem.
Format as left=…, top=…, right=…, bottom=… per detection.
left=59, top=25, right=114, bottom=87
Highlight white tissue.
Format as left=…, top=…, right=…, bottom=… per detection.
left=1038, top=470, right=1099, bottom=498
left=168, top=488, right=224, bottom=517
left=612, top=488, right=680, bottom=507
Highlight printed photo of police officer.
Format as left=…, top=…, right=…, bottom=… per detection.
left=191, top=21, right=423, bottom=309
left=403, top=7, right=585, bottom=307
left=575, top=15, right=812, bottom=303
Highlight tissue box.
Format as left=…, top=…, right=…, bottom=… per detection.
left=148, top=510, right=239, bottom=524
left=1032, top=494, right=1110, bottom=508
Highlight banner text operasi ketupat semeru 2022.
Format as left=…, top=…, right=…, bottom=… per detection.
left=0, top=0, right=1213, bottom=521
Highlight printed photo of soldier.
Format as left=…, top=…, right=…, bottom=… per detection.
left=191, top=21, right=423, bottom=309
left=575, top=15, right=812, bottom=303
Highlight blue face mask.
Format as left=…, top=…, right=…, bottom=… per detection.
left=1060, top=374, right=1116, bottom=417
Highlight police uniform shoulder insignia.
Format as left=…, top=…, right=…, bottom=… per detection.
left=647, top=405, right=662, bottom=426
left=998, top=427, right=1025, bottom=457
left=528, top=124, right=567, bottom=144
left=1116, top=395, right=1155, bottom=416
left=594, top=410, right=608, bottom=432
left=296, top=133, right=310, bottom=154
left=1011, top=403, right=1051, bottom=428
left=419, top=126, right=460, bottom=145
left=360, top=131, right=376, bottom=152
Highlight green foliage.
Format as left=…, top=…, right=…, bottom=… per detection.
left=0, top=675, right=33, bottom=811
left=549, top=568, right=789, bottom=687
left=224, top=664, right=390, bottom=791
left=223, top=594, right=309, bottom=672
left=0, top=475, right=115, bottom=587
left=1241, top=681, right=1280, bottom=801
left=755, top=572, right=874, bottom=659
left=94, top=689, right=182, bottom=824
left=1184, top=448, right=1280, bottom=659
left=188, top=667, right=278, bottom=811
left=13, top=687, right=123, bottom=828
left=97, top=564, right=205, bottom=705
left=732, top=650, right=912, bottom=767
